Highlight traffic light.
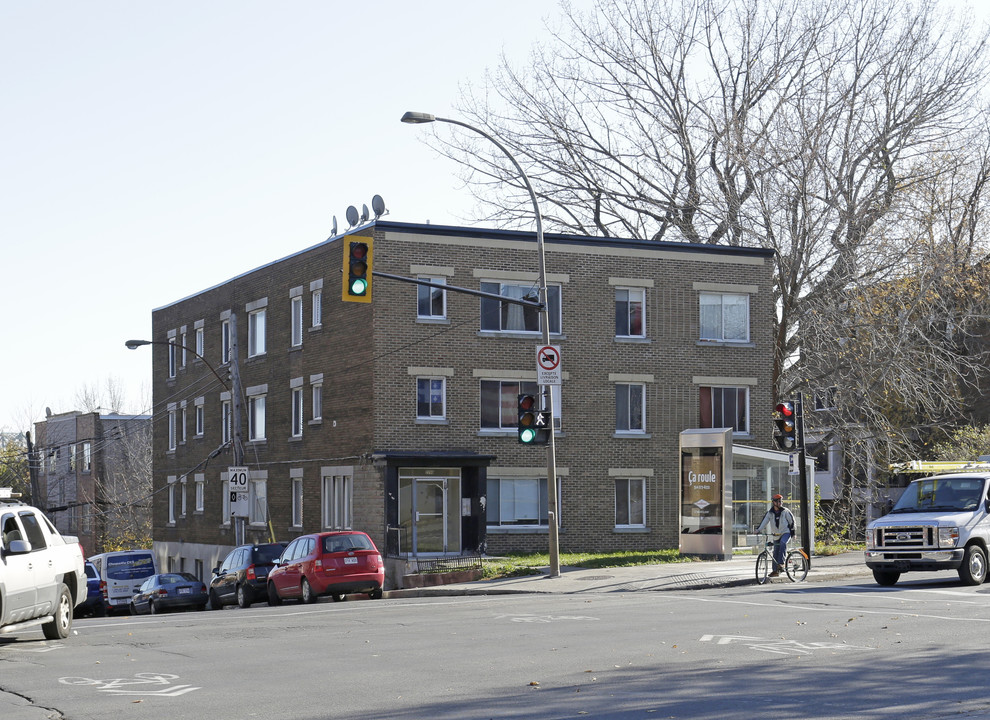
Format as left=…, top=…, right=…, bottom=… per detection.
left=518, top=393, right=551, bottom=445
left=342, top=237, right=373, bottom=303
left=773, top=401, right=796, bottom=450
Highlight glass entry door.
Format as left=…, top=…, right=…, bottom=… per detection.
left=398, top=469, right=461, bottom=556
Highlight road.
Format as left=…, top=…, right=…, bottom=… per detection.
left=2, top=574, right=988, bottom=720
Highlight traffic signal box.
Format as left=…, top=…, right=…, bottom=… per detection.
left=773, top=401, right=796, bottom=450
left=342, top=237, right=373, bottom=303
left=518, top=393, right=551, bottom=445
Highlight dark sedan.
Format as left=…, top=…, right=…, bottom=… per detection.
left=129, top=573, right=208, bottom=615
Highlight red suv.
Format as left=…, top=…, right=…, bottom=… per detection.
left=267, top=531, right=385, bottom=605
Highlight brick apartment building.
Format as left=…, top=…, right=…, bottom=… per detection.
left=34, top=411, right=152, bottom=557
left=148, top=220, right=775, bottom=584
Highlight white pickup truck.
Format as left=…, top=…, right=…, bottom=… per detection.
left=1, top=492, right=86, bottom=639
left=865, top=473, right=990, bottom=586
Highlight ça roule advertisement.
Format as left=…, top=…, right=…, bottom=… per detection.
left=681, top=448, right=723, bottom=534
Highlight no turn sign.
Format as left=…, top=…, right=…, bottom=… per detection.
left=536, top=345, right=562, bottom=385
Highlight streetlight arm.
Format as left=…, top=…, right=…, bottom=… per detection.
left=125, top=339, right=230, bottom=391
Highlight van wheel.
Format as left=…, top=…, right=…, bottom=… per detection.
left=42, top=584, right=73, bottom=640
left=959, top=545, right=988, bottom=585
left=872, top=569, right=900, bottom=586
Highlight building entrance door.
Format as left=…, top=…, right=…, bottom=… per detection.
left=398, top=469, right=461, bottom=556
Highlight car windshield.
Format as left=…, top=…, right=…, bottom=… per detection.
left=252, top=545, right=284, bottom=564
left=322, top=534, right=373, bottom=554
left=891, top=477, right=986, bottom=513
left=106, top=553, right=156, bottom=580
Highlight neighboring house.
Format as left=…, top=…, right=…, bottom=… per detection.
left=34, top=411, right=152, bottom=557
left=148, top=220, right=775, bottom=583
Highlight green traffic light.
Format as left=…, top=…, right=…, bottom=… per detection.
left=350, top=277, right=368, bottom=295
left=519, top=427, right=537, bottom=443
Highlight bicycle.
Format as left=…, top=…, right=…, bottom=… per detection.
left=755, top=533, right=810, bottom=584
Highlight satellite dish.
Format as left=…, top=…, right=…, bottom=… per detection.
left=345, top=205, right=359, bottom=227
left=331, top=216, right=338, bottom=236
left=371, top=194, right=386, bottom=218
left=361, top=204, right=370, bottom=223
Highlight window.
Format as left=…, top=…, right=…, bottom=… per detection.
left=480, top=282, right=561, bottom=334
left=291, top=296, right=303, bottom=347
left=168, top=340, right=177, bottom=378
left=487, top=477, right=559, bottom=527
left=616, top=384, right=645, bottom=433
left=417, top=277, right=446, bottom=319
left=248, top=394, right=266, bottom=441
left=81, top=442, right=91, bottom=472
left=180, top=480, right=187, bottom=517
left=222, top=483, right=230, bottom=525
left=221, top=320, right=231, bottom=365
left=249, top=479, right=267, bottom=525
left=221, top=400, right=232, bottom=444
left=814, top=387, right=837, bottom=411
left=167, top=408, right=177, bottom=451
left=480, top=380, right=561, bottom=431
left=69, top=445, right=76, bottom=473
left=168, top=480, right=176, bottom=525
left=700, top=292, right=749, bottom=342
left=195, top=477, right=205, bottom=512
left=312, top=382, right=323, bottom=421
left=417, top=378, right=445, bottom=419
left=615, top=288, right=645, bottom=337
left=291, top=477, right=303, bottom=527
left=180, top=406, right=187, bottom=444
left=248, top=309, right=267, bottom=357
left=312, top=288, right=322, bottom=327
left=180, top=331, right=188, bottom=367
left=615, top=478, right=646, bottom=527
left=291, top=387, right=304, bottom=437
left=322, top=474, right=352, bottom=529
left=195, top=401, right=204, bottom=436
left=195, top=326, right=205, bottom=357
left=699, top=386, right=749, bottom=434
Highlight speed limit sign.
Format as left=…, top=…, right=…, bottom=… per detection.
left=228, top=466, right=249, bottom=517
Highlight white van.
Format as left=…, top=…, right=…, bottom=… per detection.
left=89, top=550, right=158, bottom=614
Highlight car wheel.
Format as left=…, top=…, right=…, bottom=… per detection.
left=872, top=569, right=900, bottom=586
left=208, top=589, right=222, bottom=610
left=331, top=593, right=346, bottom=602
left=129, top=602, right=138, bottom=615
left=959, top=544, right=988, bottom=585
left=42, top=584, right=73, bottom=640
left=368, top=588, right=383, bottom=600
left=301, top=578, right=317, bottom=604
left=237, top=585, right=251, bottom=609
left=267, top=583, right=282, bottom=606
left=150, top=601, right=160, bottom=615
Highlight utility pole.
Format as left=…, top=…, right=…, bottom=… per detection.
left=229, top=313, right=245, bottom=544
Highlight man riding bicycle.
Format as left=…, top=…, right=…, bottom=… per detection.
left=757, top=494, right=795, bottom=578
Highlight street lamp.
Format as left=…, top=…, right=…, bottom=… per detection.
left=125, top=339, right=229, bottom=390
left=401, top=110, right=561, bottom=578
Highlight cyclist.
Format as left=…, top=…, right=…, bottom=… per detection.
left=757, top=494, right=795, bottom=577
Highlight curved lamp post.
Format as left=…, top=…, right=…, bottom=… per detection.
left=125, top=339, right=229, bottom=390
left=401, top=111, right=561, bottom=578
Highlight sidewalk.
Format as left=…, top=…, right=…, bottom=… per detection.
left=384, top=551, right=872, bottom=599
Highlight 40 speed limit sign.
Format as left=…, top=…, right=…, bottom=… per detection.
left=228, top=466, right=250, bottom=518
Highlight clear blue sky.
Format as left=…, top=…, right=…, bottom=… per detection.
left=0, top=1, right=591, bottom=432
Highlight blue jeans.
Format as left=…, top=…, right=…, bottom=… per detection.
left=774, top=532, right=791, bottom=568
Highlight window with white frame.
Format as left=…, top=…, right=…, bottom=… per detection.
left=249, top=478, right=267, bottom=525
left=195, top=399, right=204, bottom=436
left=291, top=386, right=304, bottom=437
left=480, top=380, right=561, bottom=430
left=699, top=385, right=749, bottom=434
left=195, top=476, right=205, bottom=512
left=168, top=340, right=177, bottom=379
left=311, top=287, right=322, bottom=328
left=195, top=325, right=205, bottom=357
left=167, top=407, right=177, bottom=451
left=699, top=292, right=749, bottom=342
left=290, top=295, right=303, bottom=347
left=248, top=392, right=266, bottom=441
left=81, top=442, right=91, bottom=472
left=417, top=277, right=446, bottom=319
left=416, top=378, right=445, bottom=419
left=180, top=479, right=187, bottom=517
left=248, top=308, right=267, bottom=357
left=480, top=282, right=561, bottom=334
left=180, top=405, right=187, bottom=444
left=291, top=476, right=303, bottom=527
left=221, top=319, right=231, bottom=365
left=311, top=380, right=323, bottom=421
left=322, top=474, right=352, bottom=529
left=615, top=383, right=645, bottom=433
left=168, top=478, right=177, bottom=525
left=180, top=330, right=188, bottom=367
left=487, top=477, right=559, bottom=527
left=221, top=399, right=232, bottom=444
left=615, top=288, right=645, bottom=337
left=615, top=478, right=646, bottom=527
left=221, top=483, right=230, bottom=525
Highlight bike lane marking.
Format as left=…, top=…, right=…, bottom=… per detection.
left=58, top=673, right=201, bottom=697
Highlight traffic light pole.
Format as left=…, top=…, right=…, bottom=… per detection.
left=796, top=393, right=811, bottom=567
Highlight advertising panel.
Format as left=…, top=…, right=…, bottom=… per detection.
left=681, top=447, right=723, bottom=535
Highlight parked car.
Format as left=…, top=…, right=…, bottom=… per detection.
left=209, top=542, right=286, bottom=609
left=267, top=531, right=384, bottom=605
left=74, top=562, right=105, bottom=618
left=129, top=573, right=208, bottom=615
